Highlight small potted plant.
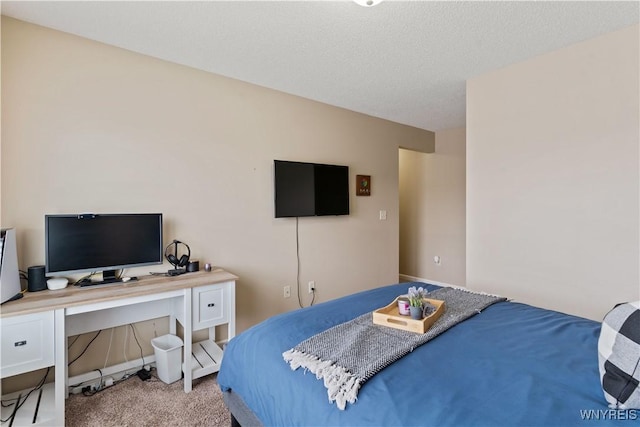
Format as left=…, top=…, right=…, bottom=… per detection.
left=407, top=286, right=426, bottom=320
left=407, top=286, right=436, bottom=320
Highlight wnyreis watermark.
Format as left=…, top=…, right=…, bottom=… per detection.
left=580, top=409, right=638, bottom=421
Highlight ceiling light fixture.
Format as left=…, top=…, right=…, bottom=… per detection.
left=353, top=0, right=384, bottom=7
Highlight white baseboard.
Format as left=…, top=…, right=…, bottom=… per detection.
left=68, top=356, right=155, bottom=393
left=398, top=274, right=466, bottom=290
left=67, top=338, right=230, bottom=394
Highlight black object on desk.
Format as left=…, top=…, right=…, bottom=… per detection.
left=1, top=292, right=23, bottom=305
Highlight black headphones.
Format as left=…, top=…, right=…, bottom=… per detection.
left=164, top=240, right=191, bottom=269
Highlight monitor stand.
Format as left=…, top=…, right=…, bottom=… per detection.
left=100, top=269, right=121, bottom=284
left=78, top=270, right=135, bottom=287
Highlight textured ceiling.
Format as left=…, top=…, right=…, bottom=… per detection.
left=2, top=1, right=638, bottom=131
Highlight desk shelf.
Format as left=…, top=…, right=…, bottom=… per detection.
left=1, top=382, right=56, bottom=426
left=184, top=339, right=224, bottom=380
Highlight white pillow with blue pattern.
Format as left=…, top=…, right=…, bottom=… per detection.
left=598, top=301, right=640, bottom=409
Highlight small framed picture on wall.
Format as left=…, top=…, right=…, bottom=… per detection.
left=356, top=175, right=371, bottom=196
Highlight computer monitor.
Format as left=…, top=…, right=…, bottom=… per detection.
left=45, top=213, right=163, bottom=285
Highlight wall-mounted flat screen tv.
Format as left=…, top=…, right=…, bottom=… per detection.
left=274, top=160, right=349, bottom=218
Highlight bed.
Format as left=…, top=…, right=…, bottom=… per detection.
left=218, top=282, right=636, bottom=426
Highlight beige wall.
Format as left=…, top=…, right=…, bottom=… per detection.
left=0, top=16, right=3, bottom=225
left=1, top=17, right=434, bottom=385
left=399, top=128, right=466, bottom=286
left=467, top=24, right=639, bottom=321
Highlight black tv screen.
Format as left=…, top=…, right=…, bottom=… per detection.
left=274, top=160, right=349, bottom=218
left=45, top=213, right=163, bottom=278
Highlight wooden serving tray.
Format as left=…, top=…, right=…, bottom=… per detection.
left=372, top=297, right=445, bottom=334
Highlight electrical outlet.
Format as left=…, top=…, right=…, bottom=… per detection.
left=308, top=281, right=315, bottom=294
left=70, top=386, right=84, bottom=395
left=283, top=285, right=291, bottom=298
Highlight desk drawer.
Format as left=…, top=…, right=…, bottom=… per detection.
left=1, top=311, right=55, bottom=378
left=192, top=282, right=230, bottom=330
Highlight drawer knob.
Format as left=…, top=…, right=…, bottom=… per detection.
left=207, top=303, right=215, bottom=307
left=15, top=340, right=27, bottom=347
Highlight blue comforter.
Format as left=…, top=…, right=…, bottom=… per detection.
left=218, top=283, right=637, bottom=426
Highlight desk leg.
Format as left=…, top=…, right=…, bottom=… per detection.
left=183, top=288, right=193, bottom=393
left=228, top=282, right=236, bottom=343
left=55, top=309, right=66, bottom=426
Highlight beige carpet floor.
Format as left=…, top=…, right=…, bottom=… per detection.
left=66, top=373, right=230, bottom=427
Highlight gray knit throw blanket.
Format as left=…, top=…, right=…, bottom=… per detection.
left=283, top=287, right=506, bottom=410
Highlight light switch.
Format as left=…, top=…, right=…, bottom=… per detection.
left=379, top=210, right=387, bottom=220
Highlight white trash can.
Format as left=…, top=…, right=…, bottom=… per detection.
left=151, top=334, right=183, bottom=384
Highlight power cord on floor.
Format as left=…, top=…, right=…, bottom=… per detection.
left=78, top=366, right=157, bottom=397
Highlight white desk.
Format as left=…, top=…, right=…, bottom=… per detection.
left=0, top=269, right=237, bottom=426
